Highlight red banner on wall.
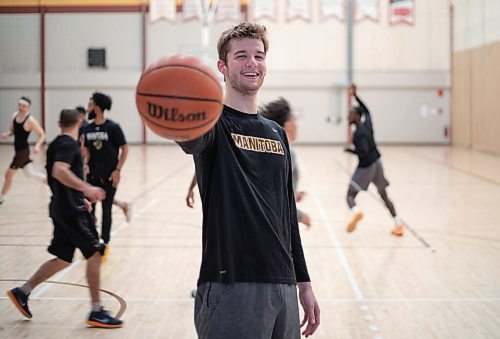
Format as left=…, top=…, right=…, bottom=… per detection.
left=388, top=0, right=414, bottom=25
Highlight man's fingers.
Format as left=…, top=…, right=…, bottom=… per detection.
left=300, top=313, right=308, bottom=327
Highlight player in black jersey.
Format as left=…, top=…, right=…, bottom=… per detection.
left=6, top=109, right=122, bottom=328
left=82, top=92, right=129, bottom=260
left=178, top=23, right=320, bottom=339
left=0, top=96, right=46, bottom=205
left=345, top=84, right=404, bottom=236
left=77, top=105, right=132, bottom=223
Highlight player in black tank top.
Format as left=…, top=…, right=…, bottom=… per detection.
left=0, top=96, right=46, bottom=205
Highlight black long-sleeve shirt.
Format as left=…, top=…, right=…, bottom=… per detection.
left=349, top=95, right=381, bottom=168
left=178, top=105, right=310, bottom=286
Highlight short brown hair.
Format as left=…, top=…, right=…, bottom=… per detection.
left=217, top=22, right=269, bottom=64
left=59, top=109, right=80, bottom=128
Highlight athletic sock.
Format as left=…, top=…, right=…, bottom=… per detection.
left=92, top=301, right=102, bottom=312
left=394, top=216, right=402, bottom=226
left=351, top=205, right=360, bottom=214
left=20, top=282, right=32, bottom=295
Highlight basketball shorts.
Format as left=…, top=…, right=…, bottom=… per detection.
left=48, top=212, right=100, bottom=263
left=9, top=148, right=32, bottom=169
left=350, top=158, right=390, bottom=191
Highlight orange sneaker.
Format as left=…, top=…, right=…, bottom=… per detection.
left=346, top=211, right=364, bottom=233
left=391, top=225, right=404, bottom=236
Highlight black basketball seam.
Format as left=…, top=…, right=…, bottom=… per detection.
left=136, top=91, right=222, bottom=104
left=140, top=64, right=222, bottom=91
left=139, top=106, right=221, bottom=131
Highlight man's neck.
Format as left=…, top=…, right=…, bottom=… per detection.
left=224, top=87, right=258, bottom=114
left=94, top=113, right=106, bottom=125
left=61, top=128, right=78, bottom=141
left=17, top=111, right=28, bottom=119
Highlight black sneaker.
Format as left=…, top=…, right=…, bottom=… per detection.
left=7, top=287, right=32, bottom=319
left=87, top=308, right=123, bottom=328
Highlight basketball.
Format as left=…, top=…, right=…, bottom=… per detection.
left=135, top=54, right=223, bottom=141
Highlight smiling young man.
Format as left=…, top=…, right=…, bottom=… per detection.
left=178, top=23, right=320, bottom=339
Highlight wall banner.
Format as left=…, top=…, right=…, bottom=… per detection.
left=388, top=0, right=414, bottom=25
left=150, top=0, right=177, bottom=22
left=286, top=0, right=312, bottom=22
left=249, top=0, right=278, bottom=22
left=214, top=0, right=242, bottom=22
left=320, top=0, right=345, bottom=22
left=354, top=0, right=379, bottom=22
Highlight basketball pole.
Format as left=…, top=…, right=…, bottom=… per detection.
left=346, top=0, right=354, bottom=144
left=199, top=0, right=218, bottom=63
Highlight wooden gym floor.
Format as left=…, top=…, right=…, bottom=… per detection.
left=0, top=144, right=499, bottom=338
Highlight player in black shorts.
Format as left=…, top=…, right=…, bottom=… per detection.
left=344, top=84, right=404, bottom=236
left=0, top=96, right=46, bottom=205
left=82, top=92, right=129, bottom=259
left=6, top=109, right=122, bottom=328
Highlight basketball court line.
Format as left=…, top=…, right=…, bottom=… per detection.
left=0, top=243, right=429, bottom=249
left=2, top=296, right=498, bottom=303
left=0, top=279, right=127, bottom=319
left=301, top=161, right=385, bottom=338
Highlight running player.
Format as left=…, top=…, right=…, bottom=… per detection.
left=0, top=96, right=46, bottom=205
left=6, top=108, right=122, bottom=328
left=345, top=84, right=404, bottom=236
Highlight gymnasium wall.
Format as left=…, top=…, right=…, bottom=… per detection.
left=0, top=0, right=451, bottom=144
left=452, top=0, right=500, bottom=153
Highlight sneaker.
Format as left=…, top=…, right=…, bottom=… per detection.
left=7, top=287, right=32, bottom=319
left=391, top=224, right=405, bottom=236
left=346, top=211, right=364, bottom=233
left=86, top=308, right=123, bottom=328
left=122, top=202, right=132, bottom=222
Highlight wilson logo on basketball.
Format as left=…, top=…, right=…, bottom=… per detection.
left=147, top=102, right=207, bottom=122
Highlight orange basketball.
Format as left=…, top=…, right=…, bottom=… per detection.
left=136, top=54, right=223, bottom=141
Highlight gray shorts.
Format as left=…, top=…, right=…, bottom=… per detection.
left=350, top=158, right=389, bottom=191
left=194, top=282, right=300, bottom=339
